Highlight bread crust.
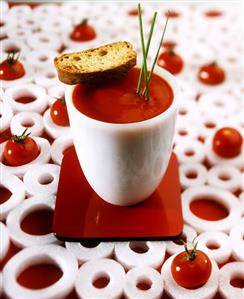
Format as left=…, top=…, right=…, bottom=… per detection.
left=54, top=41, right=137, bottom=85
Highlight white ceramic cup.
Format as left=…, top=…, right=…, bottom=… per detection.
left=65, top=65, right=179, bottom=206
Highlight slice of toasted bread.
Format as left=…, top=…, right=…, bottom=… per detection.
left=54, top=41, right=137, bottom=85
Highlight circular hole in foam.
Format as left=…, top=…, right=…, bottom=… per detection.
left=185, top=149, right=195, bottom=157
left=218, top=173, right=231, bottom=181
left=205, top=122, right=216, bottom=129
left=14, top=93, right=36, bottom=104
left=178, top=130, right=188, bottom=136
left=186, top=170, right=198, bottom=179
left=92, top=272, right=110, bottom=289
left=38, top=173, right=54, bottom=185
left=230, top=276, right=244, bottom=288
left=136, top=278, right=152, bottom=290
left=20, top=208, right=54, bottom=235
left=129, top=241, right=149, bottom=254
left=0, top=185, right=12, bottom=204
left=190, top=196, right=229, bottom=221
left=39, top=56, right=48, bottom=62
left=80, top=240, right=100, bottom=248
left=206, top=241, right=220, bottom=250
left=21, top=119, right=35, bottom=128
left=17, top=258, right=63, bottom=289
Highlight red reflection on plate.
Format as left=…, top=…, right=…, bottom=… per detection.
left=53, top=147, right=183, bottom=241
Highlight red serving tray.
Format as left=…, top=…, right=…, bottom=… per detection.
left=53, top=147, right=183, bottom=241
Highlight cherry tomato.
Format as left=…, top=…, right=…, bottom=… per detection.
left=171, top=247, right=212, bottom=289
left=50, top=98, right=70, bottom=126
left=0, top=52, right=25, bottom=80
left=4, top=129, right=39, bottom=166
left=212, top=127, right=243, bottom=158
left=157, top=48, right=184, bottom=74
left=70, top=18, right=96, bottom=42
left=198, top=62, right=225, bottom=85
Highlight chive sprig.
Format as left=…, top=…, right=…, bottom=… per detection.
left=136, top=4, right=169, bottom=100
left=136, top=8, right=157, bottom=99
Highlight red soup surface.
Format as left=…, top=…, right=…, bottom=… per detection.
left=73, top=67, right=173, bottom=124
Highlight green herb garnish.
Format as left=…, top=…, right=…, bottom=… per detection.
left=136, top=8, right=157, bottom=99
left=136, top=4, right=169, bottom=100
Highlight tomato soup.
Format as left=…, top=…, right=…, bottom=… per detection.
left=72, top=67, right=173, bottom=124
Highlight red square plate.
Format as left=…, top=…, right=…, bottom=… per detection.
left=53, top=147, right=183, bottom=241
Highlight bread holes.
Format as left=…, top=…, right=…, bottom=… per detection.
left=73, top=56, right=81, bottom=61
left=99, top=49, right=107, bottom=56
left=54, top=42, right=136, bottom=84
